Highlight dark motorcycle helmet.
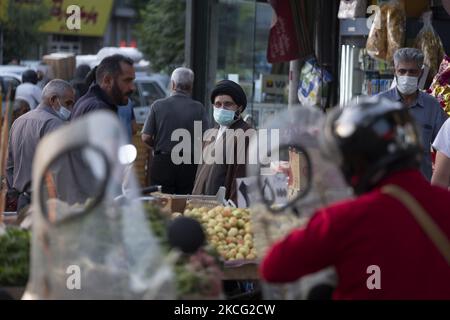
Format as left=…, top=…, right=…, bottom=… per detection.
left=319, top=96, right=423, bottom=195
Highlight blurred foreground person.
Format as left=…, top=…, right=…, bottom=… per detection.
left=260, top=96, right=450, bottom=299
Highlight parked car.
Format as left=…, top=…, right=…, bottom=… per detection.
left=0, top=72, right=22, bottom=113
left=131, top=74, right=169, bottom=124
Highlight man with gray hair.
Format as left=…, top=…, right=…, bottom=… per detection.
left=377, top=47, right=448, bottom=180
left=142, top=67, right=209, bottom=194
left=6, top=79, right=75, bottom=211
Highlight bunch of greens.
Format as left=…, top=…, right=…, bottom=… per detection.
left=142, top=203, right=224, bottom=299
left=0, top=227, right=31, bottom=286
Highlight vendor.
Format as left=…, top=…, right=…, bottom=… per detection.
left=192, top=80, right=253, bottom=202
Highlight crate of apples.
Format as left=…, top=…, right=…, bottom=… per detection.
left=182, top=206, right=257, bottom=262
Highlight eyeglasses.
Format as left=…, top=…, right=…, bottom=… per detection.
left=213, top=101, right=237, bottom=110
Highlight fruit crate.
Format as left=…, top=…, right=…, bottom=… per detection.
left=152, top=187, right=228, bottom=214
left=222, top=260, right=259, bottom=280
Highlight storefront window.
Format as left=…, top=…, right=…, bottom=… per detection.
left=211, top=0, right=288, bottom=128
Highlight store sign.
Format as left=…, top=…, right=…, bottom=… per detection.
left=262, top=74, right=288, bottom=95
left=267, top=0, right=300, bottom=63
left=39, top=0, right=113, bottom=36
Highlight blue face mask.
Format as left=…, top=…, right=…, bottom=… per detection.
left=57, top=99, right=71, bottom=121
left=213, top=107, right=236, bottom=126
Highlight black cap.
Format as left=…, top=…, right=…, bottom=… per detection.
left=211, top=80, right=247, bottom=110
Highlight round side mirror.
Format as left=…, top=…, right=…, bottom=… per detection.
left=257, top=144, right=312, bottom=214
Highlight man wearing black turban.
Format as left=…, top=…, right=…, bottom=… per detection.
left=192, top=80, right=254, bottom=202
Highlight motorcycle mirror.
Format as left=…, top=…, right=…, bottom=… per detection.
left=118, top=144, right=137, bottom=165
left=257, top=144, right=312, bottom=214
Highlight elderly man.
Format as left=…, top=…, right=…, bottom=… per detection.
left=377, top=48, right=448, bottom=181
left=71, top=54, right=136, bottom=119
left=142, top=67, right=209, bottom=194
left=6, top=79, right=75, bottom=211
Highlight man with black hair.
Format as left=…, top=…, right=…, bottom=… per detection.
left=15, top=69, right=42, bottom=110
left=71, top=54, right=135, bottom=119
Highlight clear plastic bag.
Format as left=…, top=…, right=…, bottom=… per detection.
left=23, top=111, right=176, bottom=300
left=386, top=0, right=406, bottom=62
left=366, top=0, right=405, bottom=62
left=247, top=105, right=353, bottom=299
left=366, top=3, right=388, bottom=61
left=337, top=0, right=368, bottom=19
left=414, top=11, right=446, bottom=81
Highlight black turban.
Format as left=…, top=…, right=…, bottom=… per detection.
left=210, top=80, right=247, bottom=110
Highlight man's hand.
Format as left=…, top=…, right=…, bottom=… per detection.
left=141, top=133, right=154, bottom=148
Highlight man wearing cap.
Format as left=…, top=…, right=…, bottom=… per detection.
left=192, top=80, right=254, bottom=202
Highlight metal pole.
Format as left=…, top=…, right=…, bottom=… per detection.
left=288, top=59, right=299, bottom=108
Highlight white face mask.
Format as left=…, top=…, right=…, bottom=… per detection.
left=57, top=99, right=71, bottom=121
left=397, top=76, right=418, bottom=95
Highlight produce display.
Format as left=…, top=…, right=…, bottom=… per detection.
left=143, top=203, right=224, bottom=299
left=414, top=11, right=445, bottom=82
left=0, top=227, right=30, bottom=286
left=182, top=205, right=257, bottom=262
left=428, top=56, right=450, bottom=116
left=250, top=204, right=309, bottom=258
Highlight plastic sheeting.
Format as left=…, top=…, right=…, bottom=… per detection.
left=23, top=111, right=175, bottom=300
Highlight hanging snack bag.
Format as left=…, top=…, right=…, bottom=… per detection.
left=366, top=3, right=388, bottom=61
left=414, top=11, right=446, bottom=81
left=385, top=0, right=406, bottom=62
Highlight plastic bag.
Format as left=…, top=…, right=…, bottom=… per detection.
left=366, top=0, right=405, bottom=62
left=366, top=3, right=388, bottom=60
left=386, top=0, right=406, bottom=61
left=247, top=106, right=353, bottom=299
left=298, top=58, right=333, bottom=107
left=429, top=55, right=450, bottom=116
left=414, top=11, right=446, bottom=81
left=337, top=0, right=367, bottom=19
left=23, top=111, right=176, bottom=300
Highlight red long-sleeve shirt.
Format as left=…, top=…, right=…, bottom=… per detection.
left=260, top=170, right=450, bottom=299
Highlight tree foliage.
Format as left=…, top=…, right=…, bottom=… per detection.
left=1, top=1, right=48, bottom=63
left=136, top=0, right=186, bottom=73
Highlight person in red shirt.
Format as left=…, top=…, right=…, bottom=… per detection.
left=259, top=96, right=450, bottom=299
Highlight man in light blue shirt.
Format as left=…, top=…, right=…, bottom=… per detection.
left=377, top=48, right=448, bottom=180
